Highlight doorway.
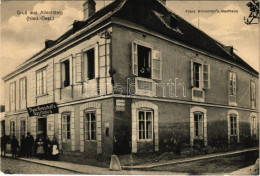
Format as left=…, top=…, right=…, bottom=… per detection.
left=37, top=118, right=47, bottom=139
left=1, top=120, right=5, bottom=135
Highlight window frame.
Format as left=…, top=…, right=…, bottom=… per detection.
left=230, top=114, right=237, bottom=136
left=10, top=120, right=15, bottom=137
left=19, top=77, right=27, bottom=108
left=9, top=82, right=16, bottom=111
left=61, top=59, right=71, bottom=88
left=137, top=109, right=154, bottom=141
left=36, top=68, right=47, bottom=96
left=194, top=111, right=204, bottom=139
left=229, top=71, right=237, bottom=96
left=132, top=40, right=153, bottom=78
left=250, top=80, right=256, bottom=109
left=61, top=112, right=71, bottom=141
left=20, top=119, right=26, bottom=138
left=84, top=110, right=96, bottom=141
left=83, top=48, right=96, bottom=81
left=251, top=116, right=257, bottom=136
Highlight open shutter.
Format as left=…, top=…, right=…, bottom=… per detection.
left=75, top=52, right=83, bottom=83
left=203, top=64, right=210, bottom=89
left=132, top=42, right=138, bottom=76
left=233, top=73, right=236, bottom=96
left=55, top=63, right=61, bottom=89
left=152, top=49, right=162, bottom=80
left=191, top=60, right=194, bottom=87
left=95, top=43, right=99, bottom=78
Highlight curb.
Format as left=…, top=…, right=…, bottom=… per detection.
left=122, top=147, right=259, bottom=169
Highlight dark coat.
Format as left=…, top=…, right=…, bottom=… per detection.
left=25, top=135, right=34, bottom=147
left=10, top=138, right=19, bottom=150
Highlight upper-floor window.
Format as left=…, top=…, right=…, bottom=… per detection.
left=85, top=49, right=95, bottom=80
left=194, top=112, right=204, bottom=139
left=138, top=110, right=153, bottom=140
left=230, top=114, right=237, bottom=136
left=61, top=60, right=70, bottom=87
left=250, top=80, right=256, bottom=109
left=36, top=68, right=47, bottom=96
left=62, top=112, right=71, bottom=140
left=19, top=78, right=26, bottom=100
left=191, top=61, right=210, bottom=89
left=19, top=78, right=26, bottom=107
left=9, top=82, right=16, bottom=106
left=10, top=121, right=15, bottom=137
left=229, top=72, right=237, bottom=96
left=132, top=41, right=162, bottom=80
left=193, top=63, right=201, bottom=88
left=84, top=111, right=96, bottom=140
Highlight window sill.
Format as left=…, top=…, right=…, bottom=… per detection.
left=135, top=77, right=156, bottom=97
left=228, top=102, right=237, bottom=106
left=36, top=93, right=48, bottom=98
left=62, top=139, right=71, bottom=143
left=192, top=87, right=205, bottom=102
left=138, top=139, right=153, bottom=142
left=85, top=140, right=97, bottom=142
left=230, top=135, right=237, bottom=137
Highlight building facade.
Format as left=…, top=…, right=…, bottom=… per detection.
left=2, top=0, right=259, bottom=156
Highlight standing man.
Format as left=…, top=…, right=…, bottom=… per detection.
left=1, top=134, right=9, bottom=157
left=10, top=135, right=19, bottom=158
left=25, top=132, right=34, bottom=158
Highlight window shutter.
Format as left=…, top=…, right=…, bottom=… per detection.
left=55, top=63, right=61, bottom=89
left=191, top=60, right=194, bottom=87
left=132, top=42, right=138, bottom=76
left=233, top=73, right=236, bottom=96
left=152, top=49, right=162, bottom=80
left=75, top=52, right=83, bottom=83
left=203, top=64, right=210, bottom=89
left=95, top=44, right=99, bottom=78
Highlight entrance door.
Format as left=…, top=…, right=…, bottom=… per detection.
left=1, top=120, right=5, bottom=135
left=37, top=118, right=47, bottom=138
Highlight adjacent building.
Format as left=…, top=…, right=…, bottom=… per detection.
left=2, top=0, right=258, bottom=157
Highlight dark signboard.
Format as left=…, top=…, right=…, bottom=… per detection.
left=27, top=103, right=58, bottom=117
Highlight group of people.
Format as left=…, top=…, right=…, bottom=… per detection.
left=1, top=132, right=59, bottom=161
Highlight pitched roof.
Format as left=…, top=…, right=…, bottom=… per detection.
left=9, top=0, right=259, bottom=78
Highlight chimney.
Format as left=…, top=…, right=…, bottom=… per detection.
left=159, top=0, right=166, bottom=5
left=223, top=46, right=234, bottom=55
left=45, top=40, right=55, bottom=49
left=83, top=0, right=96, bottom=21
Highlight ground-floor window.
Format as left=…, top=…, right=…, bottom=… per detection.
left=138, top=110, right=153, bottom=140
left=251, top=116, right=257, bottom=138
left=20, top=120, right=26, bottom=138
left=10, top=121, right=15, bottom=137
left=62, top=112, right=71, bottom=140
left=84, top=111, right=96, bottom=140
left=230, top=114, right=237, bottom=136
left=194, top=112, right=204, bottom=139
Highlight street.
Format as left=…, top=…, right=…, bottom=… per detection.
left=1, top=157, right=80, bottom=174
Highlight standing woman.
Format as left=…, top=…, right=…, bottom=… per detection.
left=51, top=137, right=59, bottom=161
left=36, top=137, right=44, bottom=159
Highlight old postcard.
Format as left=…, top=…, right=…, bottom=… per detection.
left=0, top=0, right=259, bottom=175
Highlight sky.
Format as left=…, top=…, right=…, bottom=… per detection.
left=0, top=0, right=259, bottom=104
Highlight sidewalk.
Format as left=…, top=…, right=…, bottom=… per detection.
left=2, top=147, right=258, bottom=175
left=2, top=154, right=187, bottom=175
left=121, top=147, right=259, bottom=169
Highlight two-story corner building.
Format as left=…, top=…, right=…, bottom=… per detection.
left=2, top=0, right=259, bottom=157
